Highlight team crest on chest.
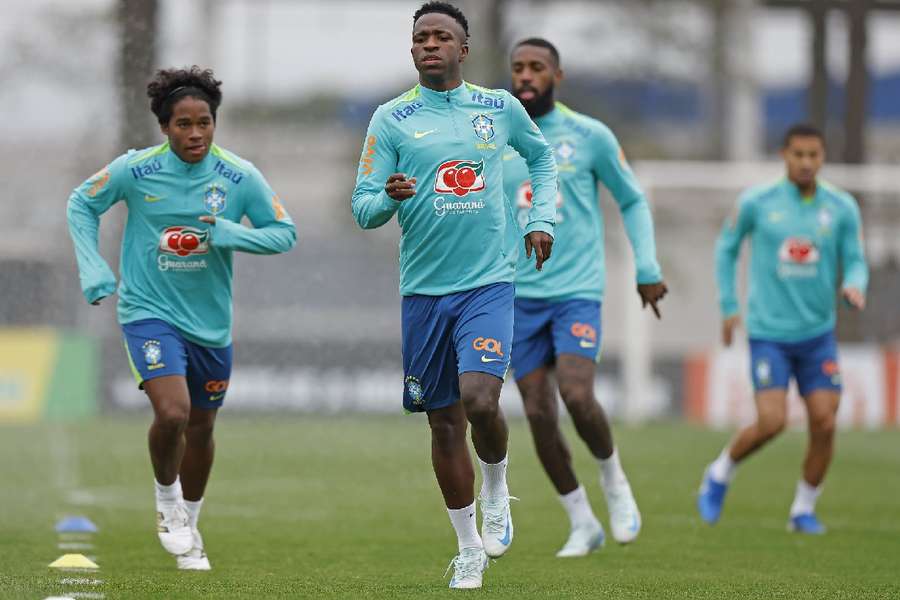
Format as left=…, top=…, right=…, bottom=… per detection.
left=472, top=114, right=495, bottom=142
left=204, top=183, right=227, bottom=215
left=817, top=207, right=833, bottom=233
left=554, top=140, right=577, bottom=172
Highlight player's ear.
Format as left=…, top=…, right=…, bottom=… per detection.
left=160, top=122, right=169, bottom=136
left=555, top=67, right=564, bottom=86
left=459, top=42, right=469, bottom=64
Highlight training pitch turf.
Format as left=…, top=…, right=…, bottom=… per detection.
left=1, top=415, right=897, bottom=599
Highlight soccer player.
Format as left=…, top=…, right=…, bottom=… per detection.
left=502, top=39, right=667, bottom=557
left=351, top=2, right=557, bottom=589
left=67, top=67, right=296, bottom=569
left=697, top=123, right=867, bottom=534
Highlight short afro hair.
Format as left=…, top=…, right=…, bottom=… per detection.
left=513, top=37, right=560, bottom=67
left=782, top=123, right=825, bottom=148
left=147, top=66, right=223, bottom=125
left=413, top=1, right=469, bottom=39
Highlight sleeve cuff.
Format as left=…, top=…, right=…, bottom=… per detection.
left=524, top=220, right=554, bottom=238
left=720, top=301, right=739, bottom=318
left=636, top=265, right=662, bottom=285
left=210, top=218, right=244, bottom=248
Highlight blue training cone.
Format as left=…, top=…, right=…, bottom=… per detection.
left=55, top=516, right=98, bottom=534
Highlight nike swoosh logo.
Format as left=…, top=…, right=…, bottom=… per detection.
left=414, top=129, right=437, bottom=139
left=499, top=519, right=511, bottom=546
left=144, top=195, right=163, bottom=202
left=629, top=514, right=639, bottom=533
left=481, top=355, right=502, bottom=363
left=579, top=340, right=597, bottom=348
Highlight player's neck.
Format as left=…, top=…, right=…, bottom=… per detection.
left=524, top=94, right=556, bottom=120
left=789, top=178, right=817, bottom=198
left=419, top=73, right=463, bottom=92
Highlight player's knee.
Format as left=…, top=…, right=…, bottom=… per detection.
left=757, top=413, right=786, bottom=440
left=186, top=420, right=215, bottom=447
left=154, top=403, right=190, bottom=433
left=462, top=389, right=499, bottom=426
left=523, top=399, right=556, bottom=429
left=428, top=416, right=464, bottom=448
left=809, top=411, right=836, bottom=437
left=558, top=383, right=594, bottom=417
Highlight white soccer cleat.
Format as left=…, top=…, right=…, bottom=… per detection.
left=604, top=480, right=642, bottom=544
left=480, top=495, right=515, bottom=558
left=177, top=529, right=211, bottom=570
left=446, top=547, right=489, bottom=589
left=156, top=501, right=193, bottom=555
left=556, top=520, right=606, bottom=558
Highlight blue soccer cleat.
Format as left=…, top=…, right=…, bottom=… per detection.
left=697, top=467, right=729, bottom=525
left=788, top=513, right=826, bottom=535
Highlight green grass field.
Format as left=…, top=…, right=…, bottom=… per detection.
left=1, top=416, right=897, bottom=599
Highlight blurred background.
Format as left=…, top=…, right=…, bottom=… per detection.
left=2, top=0, right=899, bottom=428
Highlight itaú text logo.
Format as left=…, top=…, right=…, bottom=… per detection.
left=473, top=336, right=504, bottom=357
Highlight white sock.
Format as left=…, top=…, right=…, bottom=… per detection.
left=790, top=479, right=822, bottom=517
left=599, top=448, right=627, bottom=489
left=708, top=447, right=736, bottom=483
left=478, top=455, right=509, bottom=498
left=154, top=476, right=182, bottom=505
left=559, top=485, right=599, bottom=529
left=184, top=498, right=204, bottom=529
left=447, top=503, right=483, bottom=551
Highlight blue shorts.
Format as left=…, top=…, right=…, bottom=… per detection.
left=122, top=318, right=233, bottom=409
left=749, top=330, right=841, bottom=396
left=511, top=298, right=602, bottom=381
left=401, top=283, right=514, bottom=413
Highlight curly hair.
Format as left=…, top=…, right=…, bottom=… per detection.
left=146, top=66, right=223, bottom=125
left=413, top=1, right=469, bottom=39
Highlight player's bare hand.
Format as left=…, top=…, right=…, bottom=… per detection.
left=525, top=231, right=554, bottom=271
left=842, top=287, right=866, bottom=310
left=637, top=281, right=668, bottom=319
left=385, top=173, right=417, bottom=201
left=722, top=315, right=741, bottom=347
left=198, top=215, right=216, bottom=225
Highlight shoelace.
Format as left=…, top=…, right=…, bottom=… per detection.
left=479, top=495, right=519, bottom=533
left=159, top=504, right=189, bottom=530
left=444, top=550, right=488, bottom=581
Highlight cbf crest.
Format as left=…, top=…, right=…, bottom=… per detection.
left=405, top=375, right=425, bottom=406
left=554, top=140, right=577, bottom=172
left=204, top=183, right=227, bottom=215
left=142, top=340, right=162, bottom=366
left=472, top=114, right=495, bottom=142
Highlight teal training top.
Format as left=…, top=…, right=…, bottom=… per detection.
left=502, top=103, right=661, bottom=301
left=351, top=82, right=558, bottom=296
left=67, top=142, right=297, bottom=347
left=716, top=178, right=868, bottom=342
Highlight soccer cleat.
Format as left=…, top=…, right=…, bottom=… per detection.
left=480, top=495, right=516, bottom=558
left=697, top=466, right=729, bottom=525
left=445, top=547, right=489, bottom=589
left=604, top=480, right=641, bottom=544
left=156, top=501, right=193, bottom=555
left=176, top=529, right=211, bottom=570
left=788, top=513, right=826, bottom=535
left=556, top=520, right=605, bottom=557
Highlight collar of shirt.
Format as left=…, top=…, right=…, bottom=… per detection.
left=166, top=143, right=217, bottom=177
left=417, top=81, right=469, bottom=106
left=781, top=177, right=820, bottom=205
left=533, top=105, right=564, bottom=128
